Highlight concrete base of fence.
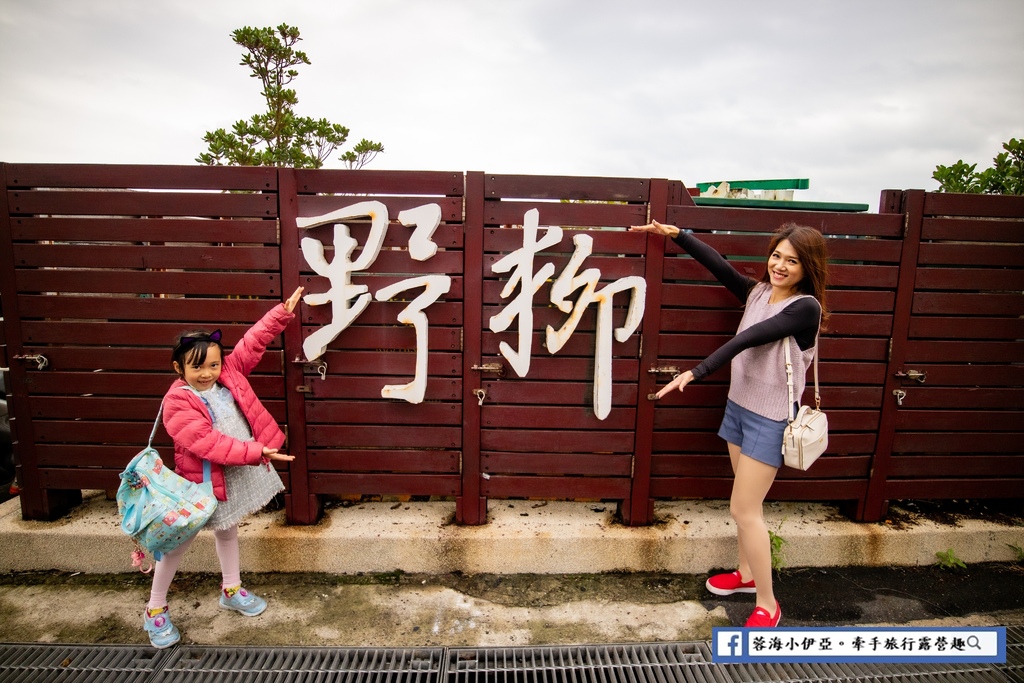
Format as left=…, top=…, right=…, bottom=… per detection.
left=1, top=491, right=1019, bottom=575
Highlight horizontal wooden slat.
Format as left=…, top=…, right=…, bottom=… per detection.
left=22, top=321, right=265, bottom=346
left=14, top=244, right=279, bottom=270
left=485, top=175, right=651, bottom=202
left=891, top=388, right=1024, bottom=409
left=480, top=406, right=635, bottom=430
left=293, top=169, right=463, bottom=196
left=666, top=204, right=904, bottom=238
left=893, top=432, right=1022, bottom=453
left=22, top=372, right=283, bottom=397
left=10, top=216, right=280, bottom=243
left=298, top=195, right=463, bottom=223
left=6, top=163, right=278, bottom=190
left=481, top=475, right=631, bottom=499
left=307, top=425, right=460, bottom=449
left=919, top=242, right=1024, bottom=267
left=306, top=302, right=463, bottom=327
left=921, top=217, right=1024, bottom=242
left=480, top=381, right=639, bottom=406
left=909, top=316, right=1024, bottom=340
left=484, top=226, right=647, bottom=255
left=302, top=376, right=462, bottom=401
left=17, top=347, right=284, bottom=374
left=17, top=270, right=282, bottom=296
left=913, top=292, right=1023, bottom=316
left=311, top=350, right=461, bottom=377
left=29, top=396, right=285, bottom=422
left=308, top=472, right=459, bottom=496
left=8, top=189, right=276, bottom=218
left=884, top=478, right=1024, bottom=499
left=903, top=340, right=1022, bottom=363
left=914, top=267, right=1024, bottom=291
left=923, top=192, right=1024, bottom=218
left=896, top=410, right=1024, bottom=431
left=482, top=452, right=633, bottom=476
left=308, top=450, right=460, bottom=473
left=893, top=364, right=1024, bottom=387
left=480, top=429, right=635, bottom=453
left=483, top=202, right=647, bottom=227
left=887, top=455, right=1023, bottom=477
left=306, top=400, right=461, bottom=425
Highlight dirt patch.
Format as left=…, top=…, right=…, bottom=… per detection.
left=884, top=499, right=1024, bottom=531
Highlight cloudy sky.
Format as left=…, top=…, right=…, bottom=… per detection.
left=1, top=0, right=1022, bottom=211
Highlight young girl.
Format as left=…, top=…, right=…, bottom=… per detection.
left=143, top=287, right=302, bottom=648
left=630, top=221, right=829, bottom=628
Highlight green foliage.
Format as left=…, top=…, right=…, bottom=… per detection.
left=1008, top=543, right=1024, bottom=563
left=768, top=529, right=787, bottom=570
left=198, top=24, right=383, bottom=170
left=933, top=138, right=1023, bottom=195
left=934, top=547, right=967, bottom=571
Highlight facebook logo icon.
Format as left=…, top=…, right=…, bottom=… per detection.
left=714, top=629, right=745, bottom=659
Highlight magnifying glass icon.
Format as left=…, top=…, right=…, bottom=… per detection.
left=966, top=635, right=981, bottom=649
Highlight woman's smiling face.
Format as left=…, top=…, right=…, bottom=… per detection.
left=767, top=238, right=804, bottom=295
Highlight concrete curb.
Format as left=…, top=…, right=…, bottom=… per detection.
left=2, top=492, right=1020, bottom=575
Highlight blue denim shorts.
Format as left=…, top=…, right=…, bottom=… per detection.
left=717, top=399, right=787, bottom=468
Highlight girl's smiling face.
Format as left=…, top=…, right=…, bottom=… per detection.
left=174, top=344, right=222, bottom=391
left=767, top=238, right=805, bottom=295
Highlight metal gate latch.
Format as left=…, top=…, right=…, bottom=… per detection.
left=14, top=354, right=49, bottom=370
left=895, top=369, right=927, bottom=383
left=471, top=363, right=505, bottom=377
left=892, top=389, right=907, bottom=406
left=473, top=388, right=487, bottom=406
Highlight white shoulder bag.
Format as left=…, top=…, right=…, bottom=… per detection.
left=782, top=337, right=828, bottom=470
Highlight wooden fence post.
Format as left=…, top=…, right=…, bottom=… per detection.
left=278, top=167, right=321, bottom=524
left=458, top=171, right=486, bottom=524
left=861, top=189, right=923, bottom=521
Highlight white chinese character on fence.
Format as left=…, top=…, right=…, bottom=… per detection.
left=297, top=201, right=449, bottom=404
left=546, top=232, right=645, bottom=419
left=489, top=209, right=646, bottom=420
left=488, top=209, right=562, bottom=378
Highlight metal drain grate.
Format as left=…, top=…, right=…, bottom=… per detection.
left=0, top=629, right=1020, bottom=683
left=0, top=643, right=165, bottom=682
left=0, top=645, right=446, bottom=683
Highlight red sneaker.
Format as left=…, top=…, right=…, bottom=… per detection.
left=744, top=602, right=782, bottom=627
left=705, top=570, right=756, bottom=596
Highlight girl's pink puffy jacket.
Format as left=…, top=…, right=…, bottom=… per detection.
left=162, top=304, right=294, bottom=501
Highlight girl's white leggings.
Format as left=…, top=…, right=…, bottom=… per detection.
left=147, top=524, right=241, bottom=610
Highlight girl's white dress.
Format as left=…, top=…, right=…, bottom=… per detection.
left=187, top=384, right=285, bottom=530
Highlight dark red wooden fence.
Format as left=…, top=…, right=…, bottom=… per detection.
left=1, top=164, right=1021, bottom=525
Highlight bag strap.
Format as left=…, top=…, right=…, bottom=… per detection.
left=150, top=387, right=213, bottom=484
left=784, top=334, right=821, bottom=423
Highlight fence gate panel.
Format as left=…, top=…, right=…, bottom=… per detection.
left=476, top=175, right=651, bottom=518
left=876, top=192, right=1024, bottom=508
left=285, top=170, right=465, bottom=523
left=648, top=203, right=905, bottom=514
left=1, top=164, right=282, bottom=520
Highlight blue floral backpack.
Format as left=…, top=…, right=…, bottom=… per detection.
left=117, top=395, right=217, bottom=571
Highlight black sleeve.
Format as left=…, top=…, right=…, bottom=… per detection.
left=690, top=297, right=822, bottom=380
left=671, top=231, right=756, bottom=303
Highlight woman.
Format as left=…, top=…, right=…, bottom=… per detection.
left=630, top=220, right=829, bottom=627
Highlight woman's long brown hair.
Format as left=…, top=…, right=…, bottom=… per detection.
left=759, top=222, right=830, bottom=330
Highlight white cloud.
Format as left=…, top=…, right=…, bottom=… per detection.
left=1, top=0, right=1022, bottom=210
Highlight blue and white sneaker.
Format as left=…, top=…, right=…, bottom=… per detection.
left=143, top=606, right=180, bottom=649
left=218, top=587, right=267, bottom=617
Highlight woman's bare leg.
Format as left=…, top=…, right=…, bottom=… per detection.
left=729, top=450, right=780, bottom=613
